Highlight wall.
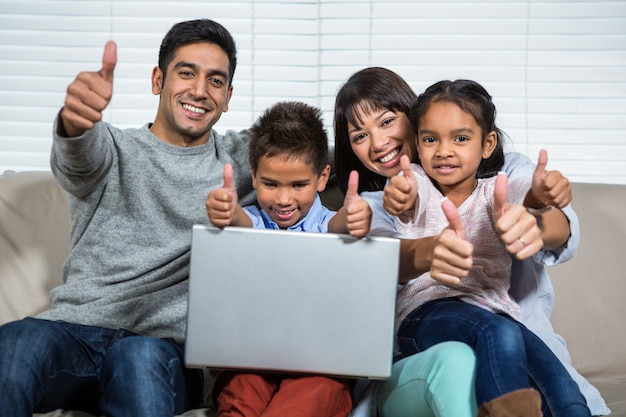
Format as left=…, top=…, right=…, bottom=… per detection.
left=0, top=0, right=625, bottom=184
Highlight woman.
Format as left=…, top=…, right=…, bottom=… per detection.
left=333, top=67, right=598, bottom=416
left=336, top=67, right=481, bottom=417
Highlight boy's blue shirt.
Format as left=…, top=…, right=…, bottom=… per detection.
left=243, top=194, right=336, bottom=232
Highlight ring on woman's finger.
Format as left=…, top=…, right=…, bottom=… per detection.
left=518, top=237, right=527, bottom=246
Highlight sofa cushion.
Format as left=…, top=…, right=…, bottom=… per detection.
left=5, top=172, right=624, bottom=416
left=0, top=171, right=69, bottom=325
left=549, top=182, right=626, bottom=416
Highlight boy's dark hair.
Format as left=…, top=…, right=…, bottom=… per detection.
left=158, top=19, right=237, bottom=85
left=334, top=67, right=417, bottom=193
left=411, top=79, right=505, bottom=178
left=249, top=101, right=329, bottom=176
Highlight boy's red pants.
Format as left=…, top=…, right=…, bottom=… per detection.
left=213, top=371, right=353, bottom=417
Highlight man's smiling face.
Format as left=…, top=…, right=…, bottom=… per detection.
left=150, top=42, right=233, bottom=147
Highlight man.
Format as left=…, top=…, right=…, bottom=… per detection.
left=0, top=19, right=254, bottom=417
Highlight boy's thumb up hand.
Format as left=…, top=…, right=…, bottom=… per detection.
left=222, top=163, right=235, bottom=191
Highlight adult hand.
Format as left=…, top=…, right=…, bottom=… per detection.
left=526, top=149, right=572, bottom=209
left=494, top=172, right=542, bottom=259
left=60, top=41, right=117, bottom=137
left=383, top=155, right=418, bottom=216
left=343, top=170, right=371, bottom=237
left=206, top=164, right=238, bottom=228
left=429, top=198, right=473, bottom=286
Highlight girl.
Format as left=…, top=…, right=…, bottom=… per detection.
left=382, top=79, right=590, bottom=416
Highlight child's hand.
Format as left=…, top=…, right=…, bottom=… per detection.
left=430, top=197, right=473, bottom=286
left=383, top=155, right=418, bottom=216
left=343, top=170, right=371, bottom=237
left=493, top=172, right=542, bottom=259
left=206, top=164, right=238, bottom=228
left=526, top=149, right=572, bottom=209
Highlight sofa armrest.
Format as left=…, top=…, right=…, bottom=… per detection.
left=549, top=183, right=626, bottom=415
left=0, top=171, right=69, bottom=325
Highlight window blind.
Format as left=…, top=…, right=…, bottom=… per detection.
left=1, top=0, right=624, bottom=184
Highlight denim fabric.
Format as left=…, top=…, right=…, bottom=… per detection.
left=397, top=298, right=591, bottom=417
left=0, top=318, right=203, bottom=417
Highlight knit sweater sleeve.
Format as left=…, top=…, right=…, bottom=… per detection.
left=50, top=116, right=117, bottom=198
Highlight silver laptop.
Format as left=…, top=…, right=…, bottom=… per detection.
left=185, top=225, right=399, bottom=379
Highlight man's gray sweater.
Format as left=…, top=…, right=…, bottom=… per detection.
left=39, top=121, right=254, bottom=345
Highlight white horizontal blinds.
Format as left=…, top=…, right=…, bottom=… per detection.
left=346, top=0, right=626, bottom=185
left=525, top=1, right=626, bottom=184
left=0, top=1, right=625, bottom=184
left=318, top=1, right=373, bottom=134
left=317, top=1, right=532, bottom=143
left=249, top=1, right=321, bottom=120
left=0, top=1, right=114, bottom=171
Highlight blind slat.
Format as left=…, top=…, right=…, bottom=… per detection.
left=0, top=0, right=624, bottom=185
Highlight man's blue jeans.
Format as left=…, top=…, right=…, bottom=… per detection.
left=397, top=298, right=591, bottom=417
left=0, top=318, right=203, bottom=417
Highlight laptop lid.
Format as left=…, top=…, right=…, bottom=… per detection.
left=185, top=225, right=399, bottom=379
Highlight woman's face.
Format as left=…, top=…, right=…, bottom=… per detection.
left=347, top=105, right=417, bottom=179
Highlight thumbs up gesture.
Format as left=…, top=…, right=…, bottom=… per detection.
left=525, top=149, right=572, bottom=209
left=383, top=155, right=418, bottom=217
left=60, top=41, right=117, bottom=137
left=206, top=164, right=241, bottom=228
left=493, top=172, right=542, bottom=259
left=343, top=170, right=372, bottom=237
left=429, top=197, right=474, bottom=286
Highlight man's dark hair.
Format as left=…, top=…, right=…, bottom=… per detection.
left=158, top=19, right=237, bottom=85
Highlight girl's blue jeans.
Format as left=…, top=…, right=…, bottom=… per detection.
left=397, top=297, right=591, bottom=417
left=0, top=317, right=203, bottom=417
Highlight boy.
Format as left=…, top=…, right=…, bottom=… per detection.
left=206, top=101, right=372, bottom=417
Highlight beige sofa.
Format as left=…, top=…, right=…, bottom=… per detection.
left=1, top=170, right=624, bottom=416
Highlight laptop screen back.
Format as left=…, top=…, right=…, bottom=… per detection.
left=185, top=225, right=399, bottom=379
